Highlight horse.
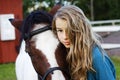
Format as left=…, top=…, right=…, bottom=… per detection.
left=10, top=8, right=71, bottom=80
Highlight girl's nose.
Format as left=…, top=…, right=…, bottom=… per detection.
left=63, top=31, right=68, bottom=40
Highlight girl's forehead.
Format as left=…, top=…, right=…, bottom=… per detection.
left=56, top=18, right=67, bottom=29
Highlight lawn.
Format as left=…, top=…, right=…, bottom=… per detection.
left=111, top=56, right=120, bottom=80
left=0, top=56, right=120, bottom=80
left=0, top=63, right=16, bottom=80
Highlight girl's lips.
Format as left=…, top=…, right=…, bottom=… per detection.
left=64, top=42, right=70, bottom=45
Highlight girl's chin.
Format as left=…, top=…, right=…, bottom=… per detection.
left=64, top=44, right=70, bottom=48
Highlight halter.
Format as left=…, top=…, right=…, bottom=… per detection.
left=38, top=67, right=70, bottom=80
left=24, top=25, right=51, bottom=40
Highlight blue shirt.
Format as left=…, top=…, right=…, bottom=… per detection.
left=87, top=45, right=116, bottom=80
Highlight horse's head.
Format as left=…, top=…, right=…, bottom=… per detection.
left=21, top=11, right=70, bottom=80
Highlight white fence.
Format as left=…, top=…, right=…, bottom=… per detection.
left=90, top=19, right=120, bottom=49
left=91, top=19, right=120, bottom=32
left=91, top=19, right=120, bottom=26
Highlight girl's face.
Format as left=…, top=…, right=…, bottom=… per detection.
left=55, top=18, right=70, bottom=48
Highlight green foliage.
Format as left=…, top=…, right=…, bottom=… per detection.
left=23, top=0, right=55, bottom=18
left=94, top=0, right=120, bottom=20
left=22, top=0, right=120, bottom=20
left=71, top=0, right=120, bottom=20
left=74, top=0, right=91, bottom=19
left=111, top=56, right=120, bottom=80
left=23, top=0, right=34, bottom=17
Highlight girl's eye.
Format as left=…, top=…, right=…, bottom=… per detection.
left=56, top=29, right=63, bottom=32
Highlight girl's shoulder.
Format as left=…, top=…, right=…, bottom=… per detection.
left=92, top=45, right=104, bottom=60
left=92, top=45, right=115, bottom=72
left=92, top=45, right=112, bottom=64
left=90, top=45, right=116, bottom=80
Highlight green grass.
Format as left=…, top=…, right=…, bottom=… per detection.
left=0, top=56, right=120, bottom=80
left=0, top=63, right=16, bottom=80
left=111, top=56, right=120, bottom=80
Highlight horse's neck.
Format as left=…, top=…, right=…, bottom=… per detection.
left=55, top=43, right=68, bottom=68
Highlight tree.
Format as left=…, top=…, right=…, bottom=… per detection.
left=92, top=0, right=120, bottom=20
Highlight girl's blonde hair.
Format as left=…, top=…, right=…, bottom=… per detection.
left=52, top=5, right=101, bottom=80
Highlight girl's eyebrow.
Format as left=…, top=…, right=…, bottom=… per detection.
left=56, top=27, right=62, bottom=29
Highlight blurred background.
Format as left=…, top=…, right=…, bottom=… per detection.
left=0, top=0, right=120, bottom=80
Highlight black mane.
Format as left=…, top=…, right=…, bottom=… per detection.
left=21, top=10, right=53, bottom=40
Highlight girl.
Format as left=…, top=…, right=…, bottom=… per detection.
left=52, top=5, right=116, bottom=80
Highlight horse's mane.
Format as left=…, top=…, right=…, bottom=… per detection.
left=22, top=3, right=62, bottom=36
left=21, top=10, right=53, bottom=40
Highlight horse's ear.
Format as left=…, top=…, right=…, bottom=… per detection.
left=49, top=4, right=62, bottom=16
left=9, top=18, right=23, bottom=32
